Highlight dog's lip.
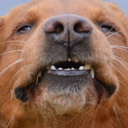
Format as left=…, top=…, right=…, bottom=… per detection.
left=14, top=60, right=116, bottom=102
left=47, top=69, right=90, bottom=76
left=38, top=61, right=94, bottom=78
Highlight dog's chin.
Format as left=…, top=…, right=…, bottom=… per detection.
left=25, top=70, right=109, bottom=116
left=36, top=74, right=96, bottom=115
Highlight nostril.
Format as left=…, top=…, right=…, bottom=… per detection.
left=74, top=22, right=84, bottom=33
left=74, top=22, right=93, bottom=34
left=44, top=14, right=93, bottom=48
left=45, top=21, right=64, bottom=34
left=53, top=23, right=64, bottom=34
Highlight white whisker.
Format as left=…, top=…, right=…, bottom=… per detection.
left=0, top=44, right=24, bottom=46
left=105, top=26, right=116, bottom=36
left=0, top=59, right=23, bottom=76
left=106, top=26, right=128, bottom=39
left=111, top=47, right=128, bottom=53
left=0, top=40, right=26, bottom=45
left=0, top=50, right=22, bottom=56
left=112, top=56, right=128, bottom=71
left=110, top=63, right=128, bottom=81
left=118, top=80, right=127, bottom=88
left=6, top=117, right=15, bottom=128
left=113, top=107, right=122, bottom=128
left=111, top=45, right=128, bottom=49
left=4, top=65, right=28, bottom=96
left=106, top=32, right=119, bottom=39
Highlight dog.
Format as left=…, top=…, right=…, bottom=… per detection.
left=0, top=0, right=128, bottom=127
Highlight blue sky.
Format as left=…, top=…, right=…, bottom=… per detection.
left=0, top=0, right=128, bottom=16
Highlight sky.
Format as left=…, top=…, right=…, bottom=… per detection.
left=0, top=0, right=128, bottom=16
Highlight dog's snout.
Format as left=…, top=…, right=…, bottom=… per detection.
left=44, top=14, right=93, bottom=47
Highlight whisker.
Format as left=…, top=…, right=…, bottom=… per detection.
left=0, top=44, right=24, bottom=46
left=113, top=107, right=122, bottom=128
left=106, top=32, right=119, bottom=39
left=118, top=80, right=127, bottom=88
left=110, top=63, right=128, bottom=81
left=111, top=45, right=128, bottom=49
left=6, top=117, right=15, bottom=128
left=113, top=55, right=128, bottom=67
left=0, top=59, right=23, bottom=76
left=12, top=63, right=32, bottom=89
left=0, top=50, right=22, bottom=56
left=111, top=47, right=128, bottom=53
left=0, top=40, right=26, bottom=45
left=105, top=26, right=116, bottom=36
left=4, top=65, right=28, bottom=96
left=106, top=26, right=128, bottom=39
left=112, top=56, right=128, bottom=71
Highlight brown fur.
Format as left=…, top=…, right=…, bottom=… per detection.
left=0, top=0, right=128, bottom=128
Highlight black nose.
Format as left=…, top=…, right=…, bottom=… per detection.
left=44, top=14, right=93, bottom=47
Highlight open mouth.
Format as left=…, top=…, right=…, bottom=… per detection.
left=38, top=57, right=94, bottom=77
left=14, top=57, right=116, bottom=103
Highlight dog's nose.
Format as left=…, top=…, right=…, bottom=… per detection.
left=44, top=14, right=93, bottom=47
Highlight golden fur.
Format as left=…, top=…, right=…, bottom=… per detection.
left=0, top=0, right=128, bottom=127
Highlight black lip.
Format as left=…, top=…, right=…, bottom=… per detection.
left=14, top=87, right=29, bottom=102
left=47, top=70, right=89, bottom=76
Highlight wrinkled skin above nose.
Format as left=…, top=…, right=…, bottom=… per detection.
left=44, top=14, right=93, bottom=48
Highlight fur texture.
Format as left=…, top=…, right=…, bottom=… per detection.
left=0, top=0, right=128, bottom=128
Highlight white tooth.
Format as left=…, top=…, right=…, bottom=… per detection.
left=38, top=71, right=42, bottom=77
left=90, top=68, right=94, bottom=79
left=51, top=65, right=56, bottom=70
left=58, top=68, right=62, bottom=70
left=84, top=64, right=91, bottom=70
left=74, top=59, right=79, bottom=63
left=71, top=68, right=75, bottom=70
left=68, top=58, right=71, bottom=62
left=65, top=68, right=70, bottom=70
left=79, top=66, right=84, bottom=70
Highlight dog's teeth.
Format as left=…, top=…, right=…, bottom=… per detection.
left=74, top=59, right=79, bottom=63
left=71, top=68, right=75, bottom=70
left=38, top=71, right=42, bottom=77
left=79, top=66, right=84, bottom=70
left=90, top=68, right=94, bottom=78
left=51, top=65, right=56, bottom=70
left=68, top=58, right=71, bottom=62
left=58, top=68, right=62, bottom=70
left=65, top=68, right=70, bottom=70
left=84, top=64, right=91, bottom=70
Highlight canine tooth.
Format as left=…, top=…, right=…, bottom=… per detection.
left=90, top=68, right=94, bottom=79
left=68, top=58, right=71, bottom=62
left=84, top=64, right=91, bottom=70
left=51, top=65, right=56, bottom=70
left=74, top=59, right=79, bottom=63
left=79, top=66, right=84, bottom=70
left=71, top=68, right=75, bottom=70
left=38, top=72, right=42, bottom=77
left=58, top=68, right=62, bottom=70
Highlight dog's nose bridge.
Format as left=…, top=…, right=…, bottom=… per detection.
left=44, top=14, right=93, bottom=47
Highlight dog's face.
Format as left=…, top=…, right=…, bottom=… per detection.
left=0, top=0, right=128, bottom=127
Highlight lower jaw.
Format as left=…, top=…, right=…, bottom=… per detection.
left=26, top=74, right=107, bottom=115
left=14, top=72, right=116, bottom=115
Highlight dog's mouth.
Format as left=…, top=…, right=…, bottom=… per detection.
left=14, top=58, right=116, bottom=105
left=42, top=58, right=94, bottom=77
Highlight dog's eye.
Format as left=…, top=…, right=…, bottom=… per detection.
left=17, top=25, right=32, bottom=33
left=100, top=24, right=116, bottom=33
